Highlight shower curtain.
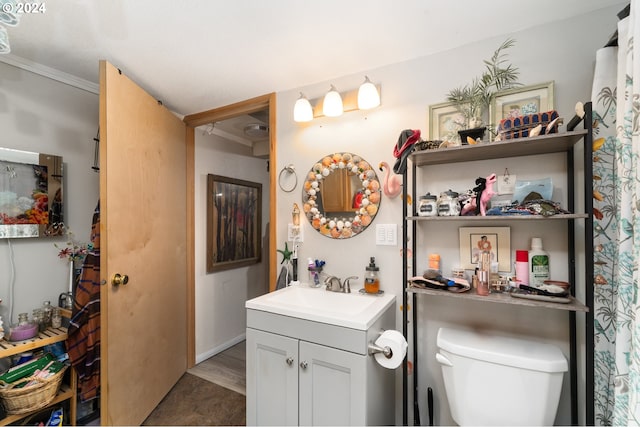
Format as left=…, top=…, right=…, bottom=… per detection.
left=591, top=3, right=640, bottom=425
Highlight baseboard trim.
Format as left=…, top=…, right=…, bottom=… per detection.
left=195, top=333, right=246, bottom=365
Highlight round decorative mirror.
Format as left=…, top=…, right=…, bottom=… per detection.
left=301, top=152, right=381, bottom=239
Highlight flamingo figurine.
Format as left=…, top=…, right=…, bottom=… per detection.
left=379, top=161, right=402, bottom=199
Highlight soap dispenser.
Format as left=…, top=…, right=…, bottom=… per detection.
left=364, top=257, right=380, bottom=294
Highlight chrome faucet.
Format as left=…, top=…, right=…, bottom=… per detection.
left=324, top=275, right=359, bottom=293
left=324, top=276, right=343, bottom=292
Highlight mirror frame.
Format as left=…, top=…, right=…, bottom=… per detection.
left=0, top=147, right=64, bottom=238
left=301, top=152, right=381, bottom=239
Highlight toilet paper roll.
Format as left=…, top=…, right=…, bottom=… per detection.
left=374, top=330, right=408, bottom=369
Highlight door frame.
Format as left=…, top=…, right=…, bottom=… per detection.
left=183, top=93, right=277, bottom=367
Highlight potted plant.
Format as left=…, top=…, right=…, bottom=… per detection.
left=447, top=38, right=521, bottom=140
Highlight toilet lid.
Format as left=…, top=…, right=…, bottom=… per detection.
left=437, top=327, right=568, bottom=373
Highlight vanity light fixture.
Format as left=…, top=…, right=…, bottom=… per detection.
left=293, top=93, right=313, bottom=122
left=322, top=85, right=344, bottom=117
left=357, top=76, right=381, bottom=110
left=293, top=77, right=381, bottom=123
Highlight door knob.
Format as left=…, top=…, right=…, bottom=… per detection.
left=299, top=361, right=308, bottom=369
left=286, top=357, right=294, bottom=365
left=111, top=273, right=129, bottom=287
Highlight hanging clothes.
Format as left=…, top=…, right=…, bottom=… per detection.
left=66, top=201, right=101, bottom=402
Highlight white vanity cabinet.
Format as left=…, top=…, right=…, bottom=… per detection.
left=246, top=289, right=396, bottom=426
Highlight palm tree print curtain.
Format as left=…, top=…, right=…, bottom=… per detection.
left=591, top=5, right=640, bottom=425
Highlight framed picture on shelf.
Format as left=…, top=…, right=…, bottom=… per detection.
left=207, top=174, right=262, bottom=273
left=459, top=226, right=511, bottom=271
left=428, top=101, right=467, bottom=144
left=490, top=81, right=555, bottom=126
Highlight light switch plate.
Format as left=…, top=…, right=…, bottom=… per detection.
left=376, top=224, right=397, bottom=246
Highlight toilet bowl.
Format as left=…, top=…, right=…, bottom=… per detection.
left=436, top=327, right=567, bottom=426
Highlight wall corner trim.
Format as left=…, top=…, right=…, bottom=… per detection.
left=0, top=53, right=99, bottom=94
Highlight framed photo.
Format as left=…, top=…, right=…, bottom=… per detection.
left=491, top=81, right=555, bottom=126
left=207, top=174, right=262, bottom=273
left=459, top=226, right=511, bottom=272
left=428, top=101, right=467, bottom=143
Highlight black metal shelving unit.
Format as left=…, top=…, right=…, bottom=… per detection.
left=401, top=103, right=594, bottom=426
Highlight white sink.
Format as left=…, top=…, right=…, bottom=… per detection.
left=245, top=283, right=396, bottom=330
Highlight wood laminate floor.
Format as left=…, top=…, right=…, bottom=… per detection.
left=188, top=340, right=246, bottom=396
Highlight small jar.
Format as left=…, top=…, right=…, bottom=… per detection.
left=32, top=309, right=46, bottom=332
left=428, top=253, right=440, bottom=271
left=437, top=190, right=460, bottom=216
left=17, top=313, right=29, bottom=326
left=51, top=308, right=62, bottom=329
left=417, top=193, right=438, bottom=217
left=42, top=301, right=53, bottom=328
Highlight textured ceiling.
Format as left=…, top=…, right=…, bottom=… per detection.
left=2, top=0, right=625, bottom=116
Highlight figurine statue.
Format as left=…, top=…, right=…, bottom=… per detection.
left=460, top=173, right=497, bottom=216
left=379, top=161, right=402, bottom=199
left=479, top=173, right=497, bottom=216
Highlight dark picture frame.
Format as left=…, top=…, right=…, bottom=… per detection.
left=207, top=174, right=262, bottom=273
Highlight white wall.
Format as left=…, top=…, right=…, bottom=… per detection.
left=194, top=131, right=270, bottom=363
left=0, top=62, right=99, bottom=326
left=275, top=6, right=623, bottom=425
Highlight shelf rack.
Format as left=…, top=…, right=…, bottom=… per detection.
left=401, top=103, right=594, bottom=425
left=0, top=308, right=76, bottom=426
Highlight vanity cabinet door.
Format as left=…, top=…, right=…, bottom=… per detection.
left=298, top=340, right=367, bottom=426
left=247, top=328, right=299, bottom=426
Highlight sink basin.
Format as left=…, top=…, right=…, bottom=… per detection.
left=245, top=283, right=395, bottom=330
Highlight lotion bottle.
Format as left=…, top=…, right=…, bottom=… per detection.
left=515, top=250, right=529, bottom=287
left=528, top=238, right=550, bottom=286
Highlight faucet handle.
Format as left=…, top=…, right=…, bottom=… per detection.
left=343, top=276, right=358, bottom=293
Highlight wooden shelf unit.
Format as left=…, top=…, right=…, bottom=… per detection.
left=0, top=312, right=76, bottom=426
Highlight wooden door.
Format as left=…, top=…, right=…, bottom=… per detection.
left=99, top=60, right=187, bottom=425
left=246, top=328, right=299, bottom=426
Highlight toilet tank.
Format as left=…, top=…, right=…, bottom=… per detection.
left=436, top=327, right=568, bottom=426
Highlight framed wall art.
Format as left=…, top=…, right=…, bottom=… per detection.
left=491, top=81, right=555, bottom=126
left=207, top=174, right=262, bottom=273
left=428, top=101, right=467, bottom=143
left=458, top=226, right=511, bottom=272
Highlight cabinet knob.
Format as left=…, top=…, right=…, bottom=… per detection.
left=299, top=361, right=308, bottom=369
left=286, top=357, right=294, bottom=365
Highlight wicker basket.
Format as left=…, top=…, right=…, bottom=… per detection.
left=0, top=366, right=67, bottom=415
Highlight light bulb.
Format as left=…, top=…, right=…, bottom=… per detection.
left=357, top=76, right=380, bottom=110
left=293, top=93, right=313, bottom=122
left=323, top=85, right=343, bottom=117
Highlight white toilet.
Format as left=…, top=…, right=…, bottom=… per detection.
left=436, top=327, right=568, bottom=426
